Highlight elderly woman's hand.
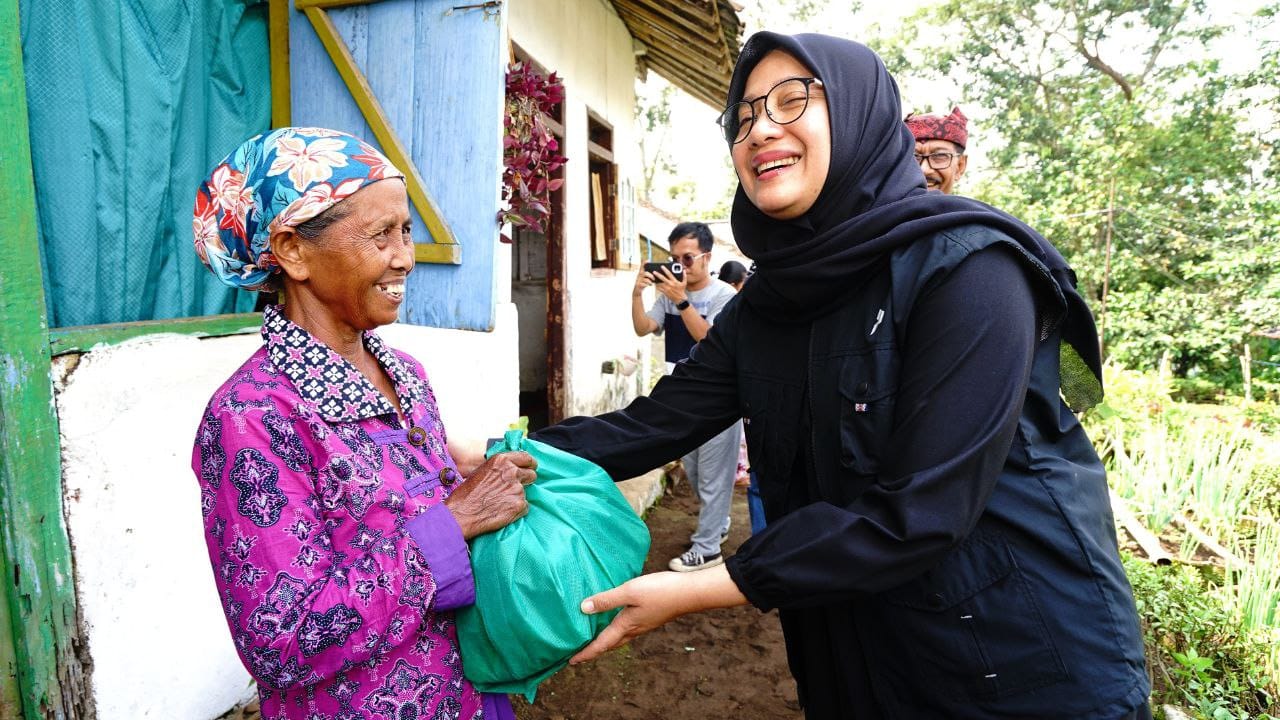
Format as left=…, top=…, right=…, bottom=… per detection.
left=443, top=451, right=537, bottom=540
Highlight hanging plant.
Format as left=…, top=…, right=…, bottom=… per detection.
left=498, top=62, right=567, bottom=243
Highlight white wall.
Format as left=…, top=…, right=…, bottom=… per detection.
left=510, top=0, right=651, bottom=417
left=54, top=305, right=518, bottom=719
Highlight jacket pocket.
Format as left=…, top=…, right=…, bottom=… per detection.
left=740, top=376, right=799, bottom=484
left=875, top=531, right=1067, bottom=701
left=837, top=350, right=898, bottom=476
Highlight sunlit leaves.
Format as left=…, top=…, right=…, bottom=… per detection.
left=881, top=0, right=1280, bottom=390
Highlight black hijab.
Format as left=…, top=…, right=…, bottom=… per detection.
left=729, top=32, right=1103, bottom=409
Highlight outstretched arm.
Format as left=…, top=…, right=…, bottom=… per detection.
left=569, top=565, right=748, bottom=664
left=532, top=300, right=744, bottom=480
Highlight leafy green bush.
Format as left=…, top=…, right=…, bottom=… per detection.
left=1085, top=361, right=1175, bottom=434
left=1252, top=464, right=1280, bottom=522
left=1245, top=402, right=1280, bottom=437
left=1174, top=376, right=1231, bottom=405
left=1124, top=553, right=1278, bottom=719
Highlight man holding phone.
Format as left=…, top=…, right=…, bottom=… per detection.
left=631, top=222, right=740, bottom=571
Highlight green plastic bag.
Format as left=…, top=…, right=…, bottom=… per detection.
left=455, top=429, right=651, bottom=701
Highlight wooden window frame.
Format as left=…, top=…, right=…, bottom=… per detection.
left=587, top=109, right=619, bottom=272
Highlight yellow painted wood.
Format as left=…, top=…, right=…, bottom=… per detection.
left=269, top=0, right=292, bottom=127
left=295, top=0, right=382, bottom=8
left=302, top=6, right=462, bottom=264
left=414, top=242, right=463, bottom=264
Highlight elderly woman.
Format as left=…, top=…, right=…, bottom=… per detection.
left=534, top=33, right=1151, bottom=719
left=190, top=127, right=531, bottom=720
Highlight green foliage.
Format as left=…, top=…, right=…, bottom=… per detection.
left=635, top=83, right=677, bottom=200
left=1124, top=553, right=1278, bottom=718
left=1087, top=364, right=1277, bottom=543
left=1086, top=364, right=1280, bottom=713
left=879, top=0, right=1280, bottom=390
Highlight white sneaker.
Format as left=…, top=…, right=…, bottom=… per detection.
left=668, top=548, right=724, bottom=572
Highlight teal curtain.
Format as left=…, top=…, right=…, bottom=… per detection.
left=20, top=0, right=270, bottom=328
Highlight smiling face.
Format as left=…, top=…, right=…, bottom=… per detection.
left=915, top=138, right=967, bottom=194
left=731, top=50, right=831, bottom=221
left=278, top=179, right=415, bottom=339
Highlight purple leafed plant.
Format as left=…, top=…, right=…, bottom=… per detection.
left=498, top=62, right=567, bottom=243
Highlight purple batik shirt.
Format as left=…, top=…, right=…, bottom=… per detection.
left=192, top=305, right=513, bottom=720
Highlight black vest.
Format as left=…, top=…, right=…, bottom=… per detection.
left=736, top=225, right=1149, bottom=718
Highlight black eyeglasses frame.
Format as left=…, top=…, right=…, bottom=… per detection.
left=716, top=77, right=824, bottom=146
left=914, top=151, right=964, bottom=170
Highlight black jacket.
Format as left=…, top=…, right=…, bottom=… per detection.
left=533, top=225, right=1149, bottom=719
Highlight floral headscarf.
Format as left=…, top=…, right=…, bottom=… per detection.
left=193, top=127, right=404, bottom=291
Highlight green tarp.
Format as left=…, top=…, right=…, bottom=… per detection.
left=457, top=430, right=651, bottom=701
left=20, top=0, right=270, bottom=327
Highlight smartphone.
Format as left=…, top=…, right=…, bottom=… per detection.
left=643, top=261, right=684, bottom=283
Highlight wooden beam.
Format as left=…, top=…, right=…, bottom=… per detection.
left=0, top=572, right=19, bottom=718
left=49, top=314, right=261, bottom=357
left=303, top=6, right=462, bottom=264
left=295, top=0, right=383, bottom=8
left=633, top=40, right=724, bottom=90
left=703, top=0, right=735, bottom=73
left=618, top=0, right=734, bottom=72
left=625, top=30, right=723, bottom=85
left=615, top=4, right=722, bottom=57
left=1110, top=491, right=1173, bottom=566
left=618, top=14, right=727, bottom=79
left=587, top=139, right=614, bottom=163
left=269, top=0, right=291, bottom=127
left=540, top=112, right=565, bottom=138
left=0, top=4, right=88, bottom=715
left=616, top=0, right=718, bottom=37
left=644, top=53, right=725, bottom=108
left=414, top=242, right=463, bottom=264
left=1171, top=515, right=1246, bottom=568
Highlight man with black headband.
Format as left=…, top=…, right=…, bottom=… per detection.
left=540, top=31, right=1150, bottom=720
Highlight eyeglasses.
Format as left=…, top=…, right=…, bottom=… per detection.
left=914, top=151, right=963, bottom=170
left=677, top=252, right=709, bottom=267
left=717, top=77, right=824, bottom=145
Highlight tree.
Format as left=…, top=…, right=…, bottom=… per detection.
left=880, top=0, right=1280, bottom=393
left=635, top=82, right=676, bottom=201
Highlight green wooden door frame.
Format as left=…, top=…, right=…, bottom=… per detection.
left=0, top=2, right=88, bottom=717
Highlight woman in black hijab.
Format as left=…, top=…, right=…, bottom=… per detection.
left=533, top=32, right=1149, bottom=719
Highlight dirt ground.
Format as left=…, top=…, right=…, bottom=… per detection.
left=512, top=479, right=803, bottom=720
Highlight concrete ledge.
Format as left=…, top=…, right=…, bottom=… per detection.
left=617, top=468, right=667, bottom=517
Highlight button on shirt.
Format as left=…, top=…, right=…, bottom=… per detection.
left=192, top=304, right=512, bottom=720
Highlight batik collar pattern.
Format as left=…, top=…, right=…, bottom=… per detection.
left=261, top=304, right=425, bottom=424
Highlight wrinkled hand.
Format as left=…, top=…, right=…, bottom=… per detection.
left=652, top=266, right=688, bottom=304
left=443, top=451, right=536, bottom=540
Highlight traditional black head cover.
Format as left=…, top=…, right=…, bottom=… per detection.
left=728, top=32, right=1103, bottom=409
